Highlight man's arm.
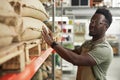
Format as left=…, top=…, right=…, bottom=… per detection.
left=41, top=26, right=96, bottom=66
left=65, top=46, right=81, bottom=55
left=53, top=44, right=96, bottom=66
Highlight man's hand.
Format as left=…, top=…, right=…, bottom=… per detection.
left=41, top=26, right=54, bottom=46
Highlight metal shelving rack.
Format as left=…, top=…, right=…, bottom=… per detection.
left=0, top=0, right=57, bottom=80
left=0, top=48, right=53, bottom=80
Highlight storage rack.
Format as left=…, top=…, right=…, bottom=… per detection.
left=0, top=0, right=57, bottom=80
left=0, top=43, right=53, bottom=80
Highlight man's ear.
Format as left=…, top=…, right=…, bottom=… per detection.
left=105, top=25, right=108, bottom=31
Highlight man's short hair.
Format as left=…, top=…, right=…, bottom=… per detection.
left=95, top=8, right=112, bottom=27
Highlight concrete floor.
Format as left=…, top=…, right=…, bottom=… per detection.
left=62, top=55, right=120, bottom=80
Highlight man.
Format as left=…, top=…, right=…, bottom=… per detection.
left=42, top=8, right=113, bottom=80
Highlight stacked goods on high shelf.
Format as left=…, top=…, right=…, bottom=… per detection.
left=7, top=0, right=50, bottom=42
left=0, top=0, right=50, bottom=74
left=0, top=0, right=62, bottom=80
left=0, top=0, right=25, bottom=72
left=0, top=0, right=18, bottom=47
left=8, top=0, right=61, bottom=43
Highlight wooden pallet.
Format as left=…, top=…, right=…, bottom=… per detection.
left=24, top=39, right=41, bottom=64
left=40, top=38, right=49, bottom=50
left=0, top=42, right=25, bottom=72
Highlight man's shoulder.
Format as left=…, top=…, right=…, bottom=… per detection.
left=95, top=40, right=111, bottom=48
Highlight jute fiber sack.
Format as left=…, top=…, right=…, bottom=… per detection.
left=0, top=23, right=17, bottom=47
left=44, top=21, right=61, bottom=33
left=13, top=17, right=49, bottom=41
left=0, top=23, right=17, bottom=37
left=0, top=12, right=23, bottom=39
left=0, top=0, right=21, bottom=46
left=0, top=0, right=20, bottom=26
left=0, top=0, right=22, bottom=34
left=0, top=37, right=13, bottom=48
left=39, top=0, right=50, bottom=3
left=0, top=12, right=19, bottom=26
left=0, top=0, right=14, bottom=13
left=7, top=0, right=22, bottom=15
left=21, top=0, right=49, bottom=21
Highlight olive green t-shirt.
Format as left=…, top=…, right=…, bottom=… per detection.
left=87, top=40, right=113, bottom=80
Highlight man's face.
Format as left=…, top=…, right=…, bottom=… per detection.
left=89, top=13, right=108, bottom=37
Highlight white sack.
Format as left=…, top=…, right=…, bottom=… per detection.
left=0, top=23, right=17, bottom=37
left=13, top=17, right=49, bottom=41
left=21, top=7, right=49, bottom=22
left=21, top=0, right=49, bottom=21
left=0, top=0, right=14, bottom=13
left=7, top=0, right=22, bottom=15
left=0, top=37, right=13, bottom=47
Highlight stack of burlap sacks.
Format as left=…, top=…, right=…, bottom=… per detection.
left=7, top=0, right=50, bottom=42
left=0, top=0, right=62, bottom=79
left=0, top=0, right=18, bottom=47
left=0, top=0, right=61, bottom=48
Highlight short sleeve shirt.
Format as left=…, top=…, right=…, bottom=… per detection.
left=84, top=38, right=113, bottom=80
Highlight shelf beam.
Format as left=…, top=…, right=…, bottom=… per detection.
left=0, top=48, right=53, bottom=80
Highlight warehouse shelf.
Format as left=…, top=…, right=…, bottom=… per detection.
left=0, top=48, right=53, bottom=80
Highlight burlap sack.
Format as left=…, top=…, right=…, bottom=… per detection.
left=7, top=0, right=49, bottom=21
left=13, top=17, right=48, bottom=41
left=21, top=0, right=49, bottom=21
left=0, top=37, right=13, bottom=48
left=0, top=0, right=20, bottom=27
left=20, top=28, right=41, bottom=41
left=7, top=0, right=22, bottom=15
left=44, top=21, right=61, bottom=33
left=0, top=23, right=17, bottom=37
left=22, top=0, right=46, bottom=12
left=0, top=13, right=22, bottom=39
left=22, top=17, right=48, bottom=32
left=0, top=12, right=19, bottom=26
left=39, top=0, right=49, bottom=3
left=0, top=0, right=23, bottom=34
left=0, top=0, right=14, bottom=13
left=22, top=7, right=49, bottom=22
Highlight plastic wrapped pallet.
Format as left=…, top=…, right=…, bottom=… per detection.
left=13, top=17, right=49, bottom=41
